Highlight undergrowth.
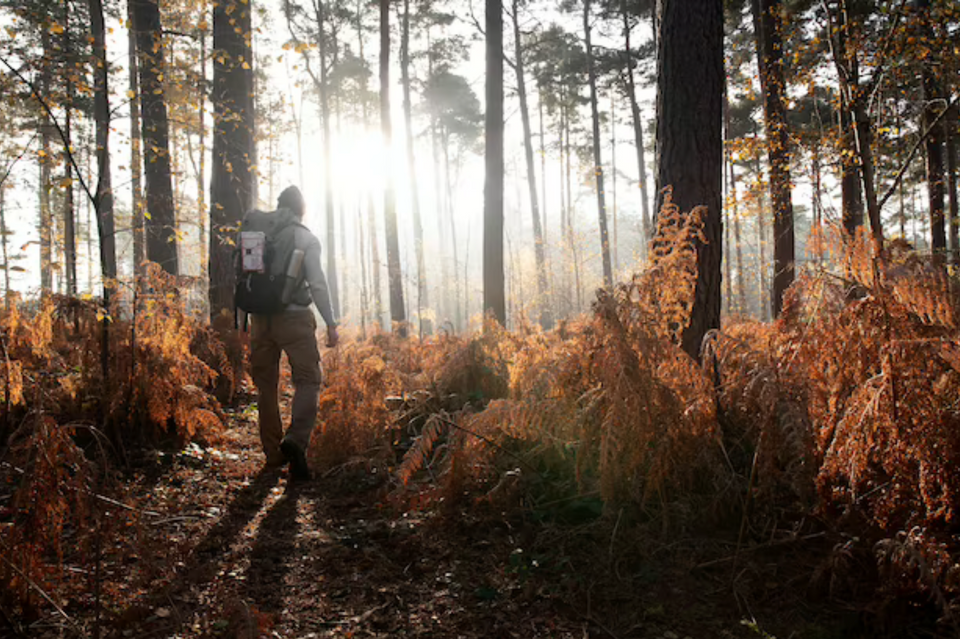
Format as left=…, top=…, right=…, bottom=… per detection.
left=2, top=203, right=960, bottom=634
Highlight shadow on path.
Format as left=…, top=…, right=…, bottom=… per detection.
left=244, top=481, right=303, bottom=614
left=108, top=469, right=281, bottom=637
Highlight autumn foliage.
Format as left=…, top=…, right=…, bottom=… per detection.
left=3, top=203, right=960, bottom=630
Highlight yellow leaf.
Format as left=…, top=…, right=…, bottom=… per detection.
left=143, top=210, right=152, bottom=220
left=242, top=61, right=250, bottom=69
left=127, top=89, right=136, bottom=99
left=50, top=22, right=64, bottom=35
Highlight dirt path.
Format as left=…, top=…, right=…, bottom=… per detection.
left=98, top=413, right=866, bottom=639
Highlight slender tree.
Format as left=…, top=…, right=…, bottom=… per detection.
left=655, top=0, right=724, bottom=359
left=401, top=0, right=431, bottom=335
left=208, top=0, right=255, bottom=317
left=584, top=0, right=613, bottom=288
left=484, top=0, right=506, bottom=324
left=510, top=0, right=550, bottom=328
left=751, top=0, right=794, bottom=317
left=131, top=0, right=178, bottom=274
left=127, top=0, right=145, bottom=276
left=381, top=0, right=407, bottom=333
left=917, top=0, right=946, bottom=265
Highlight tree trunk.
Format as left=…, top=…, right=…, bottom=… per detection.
left=209, top=0, right=255, bottom=318
left=89, top=0, right=117, bottom=383
left=655, top=0, right=724, bottom=360
left=131, top=0, right=178, bottom=274
left=919, top=0, right=946, bottom=265
left=39, top=60, right=53, bottom=295
left=483, top=0, right=506, bottom=325
left=127, top=0, right=145, bottom=277
left=381, top=0, right=407, bottom=334
left=442, top=128, right=462, bottom=332
left=314, top=0, right=340, bottom=317
left=0, top=189, right=8, bottom=308
left=510, top=0, right=550, bottom=329
left=198, top=12, right=208, bottom=284
left=947, top=105, right=959, bottom=265
left=622, top=0, right=652, bottom=248
left=62, top=93, right=77, bottom=296
left=584, top=0, right=613, bottom=289
left=401, top=0, right=431, bottom=335
left=610, top=91, right=619, bottom=274
left=751, top=0, right=794, bottom=317
left=834, top=4, right=863, bottom=240
left=732, top=165, right=746, bottom=314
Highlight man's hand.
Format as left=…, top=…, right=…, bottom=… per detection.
left=326, top=325, right=340, bottom=348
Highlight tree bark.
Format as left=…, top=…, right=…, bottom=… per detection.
left=208, top=0, right=255, bottom=318
left=918, top=0, right=946, bottom=266
left=584, top=0, right=613, bottom=289
left=381, top=0, right=407, bottom=334
left=655, top=0, right=724, bottom=360
left=315, top=0, right=340, bottom=317
left=511, top=0, right=550, bottom=328
left=947, top=105, right=959, bottom=265
left=751, top=0, right=794, bottom=317
left=127, top=0, right=145, bottom=277
left=131, top=0, right=178, bottom=274
left=89, top=0, right=117, bottom=382
left=401, top=0, right=431, bottom=335
left=484, top=0, right=506, bottom=325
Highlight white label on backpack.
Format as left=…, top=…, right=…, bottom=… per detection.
left=241, top=231, right=266, bottom=273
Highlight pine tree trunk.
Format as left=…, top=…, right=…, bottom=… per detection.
left=401, top=0, right=430, bottom=335
left=62, top=95, right=77, bottom=296
left=947, top=105, right=959, bottom=265
left=483, top=0, right=505, bottom=325
left=751, top=0, right=794, bottom=317
left=381, top=0, right=407, bottom=334
left=622, top=0, right=652, bottom=248
left=442, top=129, right=462, bottom=332
left=0, top=189, right=8, bottom=308
left=198, top=12, right=207, bottom=284
left=584, top=0, right=613, bottom=289
left=89, top=0, right=117, bottom=382
left=315, top=0, right=340, bottom=317
left=919, top=0, right=946, bottom=265
left=208, top=0, right=255, bottom=318
left=732, top=164, right=746, bottom=314
left=131, top=0, right=178, bottom=274
left=655, top=0, right=723, bottom=358
left=511, top=0, right=550, bottom=328
left=127, top=0, right=145, bottom=277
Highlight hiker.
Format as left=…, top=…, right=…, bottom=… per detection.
left=237, top=185, right=339, bottom=480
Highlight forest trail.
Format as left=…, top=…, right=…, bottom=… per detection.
left=96, top=407, right=849, bottom=639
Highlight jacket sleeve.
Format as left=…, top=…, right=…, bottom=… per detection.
left=301, top=234, right=338, bottom=327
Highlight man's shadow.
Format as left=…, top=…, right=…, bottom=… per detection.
left=109, top=468, right=281, bottom=636
left=245, top=482, right=303, bottom=614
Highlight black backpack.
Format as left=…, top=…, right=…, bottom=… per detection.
left=234, top=208, right=305, bottom=315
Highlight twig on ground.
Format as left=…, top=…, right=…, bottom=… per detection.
left=0, top=552, right=86, bottom=637
left=696, top=532, right=827, bottom=569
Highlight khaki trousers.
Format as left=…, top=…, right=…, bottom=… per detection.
left=249, top=311, right=322, bottom=465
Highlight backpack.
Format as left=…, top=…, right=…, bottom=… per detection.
left=234, top=208, right=307, bottom=315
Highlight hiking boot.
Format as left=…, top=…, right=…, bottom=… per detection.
left=280, top=438, right=311, bottom=481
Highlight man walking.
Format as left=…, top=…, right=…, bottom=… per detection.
left=246, top=186, right=339, bottom=480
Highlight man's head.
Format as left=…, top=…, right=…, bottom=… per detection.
left=278, top=186, right=305, bottom=218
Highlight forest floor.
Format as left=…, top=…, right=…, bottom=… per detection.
left=57, top=403, right=896, bottom=639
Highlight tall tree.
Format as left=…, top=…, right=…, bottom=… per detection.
left=401, top=0, right=430, bottom=335
left=655, top=0, right=724, bottom=359
left=509, top=0, right=550, bottom=328
left=484, top=0, right=506, bottom=325
left=917, top=0, right=946, bottom=265
left=620, top=0, right=652, bottom=247
left=127, top=0, right=145, bottom=276
left=381, top=0, right=407, bottom=333
left=208, top=0, right=255, bottom=317
left=584, top=0, right=613, bottom=288
left=751, top=0, right=794, bottom=317
left=131, top=0, right=178, bottom=274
